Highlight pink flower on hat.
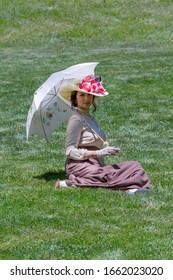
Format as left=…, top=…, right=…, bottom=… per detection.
left=82, top=75, right=94, bottom=83
left=79, top=75, right=106, bottom=95
left=98, top=85, right=105, bottom=94
left=91, top=83, right=99, bottom=92
left=79, top=82, right=91, bottom=92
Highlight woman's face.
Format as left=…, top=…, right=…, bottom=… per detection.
left=76, top=92, right=94, bottom=112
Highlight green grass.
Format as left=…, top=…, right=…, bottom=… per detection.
left=0, top=0, right=173, bottom=260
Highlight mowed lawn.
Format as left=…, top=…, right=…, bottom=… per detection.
left=0, top=0, right=173, bottom=259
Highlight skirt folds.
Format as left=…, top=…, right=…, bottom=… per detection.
left=65, top=157, right=150, bottom=191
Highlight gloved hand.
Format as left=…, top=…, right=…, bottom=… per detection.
left=96, top=146, right=120, bottom=157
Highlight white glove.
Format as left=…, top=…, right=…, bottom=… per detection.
left=96, top=146, right=120, bottom=157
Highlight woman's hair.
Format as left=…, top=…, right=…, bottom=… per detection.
left=70, top=91, right=97, bottom=113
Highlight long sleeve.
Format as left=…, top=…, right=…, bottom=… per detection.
left=66, top=117, right=91, bottom=160
left=66, top=117, right=83, bottom=149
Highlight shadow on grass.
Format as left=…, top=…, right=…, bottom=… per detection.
left=33, top=170, right=66, bottom=181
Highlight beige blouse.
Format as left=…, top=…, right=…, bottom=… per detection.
left=66, top=111, right=106, bottom=160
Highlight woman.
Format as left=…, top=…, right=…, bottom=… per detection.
left=54, top=74, right=150, bottom=194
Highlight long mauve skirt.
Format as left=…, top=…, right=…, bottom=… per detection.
left=65, top=157, right=150, bottom=191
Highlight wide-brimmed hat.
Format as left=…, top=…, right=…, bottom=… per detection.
left=59, top=74, right=109, bottom=102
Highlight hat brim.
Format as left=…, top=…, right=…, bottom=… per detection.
left=59, top=80, right=109, bottom=102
